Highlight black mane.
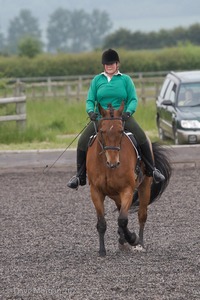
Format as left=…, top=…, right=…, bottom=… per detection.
left=107, top=103, right=114, bottom=118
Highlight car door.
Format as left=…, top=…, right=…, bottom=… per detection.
left=160, top=80, right=177, bottom=138
left=157, top=77, right=170, bottom=131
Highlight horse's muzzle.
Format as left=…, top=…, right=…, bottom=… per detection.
left=106, top=161, right=120, bottom=169
left=105, top=148, right=120, bottom=169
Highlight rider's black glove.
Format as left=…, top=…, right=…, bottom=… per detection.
left=122, top=112, right=131, bottom=121
left=88, top=111, right=98, bottom=121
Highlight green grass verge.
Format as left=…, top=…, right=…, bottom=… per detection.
left=0, top=98, right=165, bottom=150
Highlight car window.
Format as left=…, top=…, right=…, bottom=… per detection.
left=164, top=81, right=177, bottom=103
left=160, top=78, right=170, bottom=98
left=178, top=83, right=200, bottom=106
left=169, top=84, right=177, bottom=103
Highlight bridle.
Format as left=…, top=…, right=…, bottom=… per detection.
left=97, top=117, right=124, bottom=153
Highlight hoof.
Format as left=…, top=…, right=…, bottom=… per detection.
left=129, top=233, right=139, bottom=246
left=118, top=237, right=126, bottom=245
left=132, top=244, right=146, bottom=252
left=118, top=242, right=132, bottom=252
left=99, top=250, right=106, bottom=257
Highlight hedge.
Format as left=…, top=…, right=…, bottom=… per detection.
left=0, top=45, right=200, bottom=78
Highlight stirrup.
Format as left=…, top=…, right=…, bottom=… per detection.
left=67, top=175, right=86, bottom=189
left=153, top=169, right=165, bottom=183
left=67, top=175, right=80, bottom=189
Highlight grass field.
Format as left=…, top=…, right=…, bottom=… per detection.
left=0, top=98, right=161, bottom=150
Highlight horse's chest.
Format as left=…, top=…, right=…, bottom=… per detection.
left=98, top=172, right=124, bottom=192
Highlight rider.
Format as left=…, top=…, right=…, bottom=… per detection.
left=67, top=48, right=165, bottom=189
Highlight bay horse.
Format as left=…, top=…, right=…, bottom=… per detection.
left=86, top=102, right=171, bottom=257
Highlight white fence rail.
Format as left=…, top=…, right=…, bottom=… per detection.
left=1, top=72, right=167, bottom=102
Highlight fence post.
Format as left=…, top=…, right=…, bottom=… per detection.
left=15, top=79, right=26, bottom=130
left=47, top=77, right=52, bottom=95
left=139, top=74, right=146, bottom=104
left=66, top=84, right=71, bottom=99
left=16, top=101, right=26, bottom=130
left=155, top=81, right=160, bottom=99
left=77, top=76, right=82, bottom=100
left=15, top=79, right=23, bottom=97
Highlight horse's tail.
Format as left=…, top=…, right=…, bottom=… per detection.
left=130, top=142, right=172, bottom=213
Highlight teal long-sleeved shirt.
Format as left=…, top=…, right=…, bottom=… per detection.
left=86, top=72, right=138, bottom=116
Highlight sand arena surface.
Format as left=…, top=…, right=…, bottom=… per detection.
left=0, top=167, right=199, bottom=300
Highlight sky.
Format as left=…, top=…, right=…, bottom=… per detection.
left=0, top=0, right=199, bottom=36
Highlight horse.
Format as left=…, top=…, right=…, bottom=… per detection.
left=86, top=102, right=171, bottom=257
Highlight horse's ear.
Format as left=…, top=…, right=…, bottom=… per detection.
left=118, top=101, right=125, bottom=116
left=98, top=104, right=106, bottom=117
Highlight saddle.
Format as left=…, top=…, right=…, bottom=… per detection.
left=124, top=132, right=142, bottom=179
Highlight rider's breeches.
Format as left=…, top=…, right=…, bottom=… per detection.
left=124, top=116, right=147, bottom=145
left=78, top=122, right=96, bottom=151
left=77, top=117, right=147, bottom=152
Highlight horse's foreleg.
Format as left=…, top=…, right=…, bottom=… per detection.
left=118, top=215, right=138, bottom=246
left=118, top=226, right=126, bottom=245
left=90, top=186, right=107, bottom=257
left=118, top=188, right=139, bottom=246
left=97, top=216, right=107, bottom=257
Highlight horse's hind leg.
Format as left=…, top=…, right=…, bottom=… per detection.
left=137, top=178, right=152, bottom=249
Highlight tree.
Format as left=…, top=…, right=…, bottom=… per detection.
left=187, top=23, right=200, bottom=45
left=47, top=8, right=90, bottom=53
left=7, top=9, right=42, bottom=54
left=0, top=31, right=5, bottom=54
left=18, top=36, right=43, bottom=58
left=103, top=28, right=132, bottom=49
left=88, top=10, right=112, bottom=49
left=46, top=8, right=71, bottom=53
left=47, top=8, right=112, bottom=53
left=68, top=9, right=90, bottom=52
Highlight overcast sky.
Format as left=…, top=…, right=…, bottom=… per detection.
left=0, top=0, right=199, bottom=35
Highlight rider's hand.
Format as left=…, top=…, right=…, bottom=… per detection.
left=88, top=111, right=98, bottom=121
left=122, top=112, right=131, bottom=121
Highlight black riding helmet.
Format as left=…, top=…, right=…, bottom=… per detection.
left=102, top=49, right=120, bottom=65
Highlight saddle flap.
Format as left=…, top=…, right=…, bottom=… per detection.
left=88, top=134, right=96, bottom=147
left=124, top=132, right=141, bottom=160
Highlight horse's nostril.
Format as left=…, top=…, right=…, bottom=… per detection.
left=107, top=161, right=120, bottom=169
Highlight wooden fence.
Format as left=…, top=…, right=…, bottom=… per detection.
left=0, top=96, right=26, bottom=130
left=1, top=73, right=167, bottom=103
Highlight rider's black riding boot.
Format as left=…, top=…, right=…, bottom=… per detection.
left=140, top=141, right=165, bottom=183
left=67, top=149, right=86, bottom=189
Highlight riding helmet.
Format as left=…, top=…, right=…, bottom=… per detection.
left=102, top=49, right=120, bottom=64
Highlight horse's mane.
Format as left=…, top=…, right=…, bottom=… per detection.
left=107, top=103, right=114, bottom=118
